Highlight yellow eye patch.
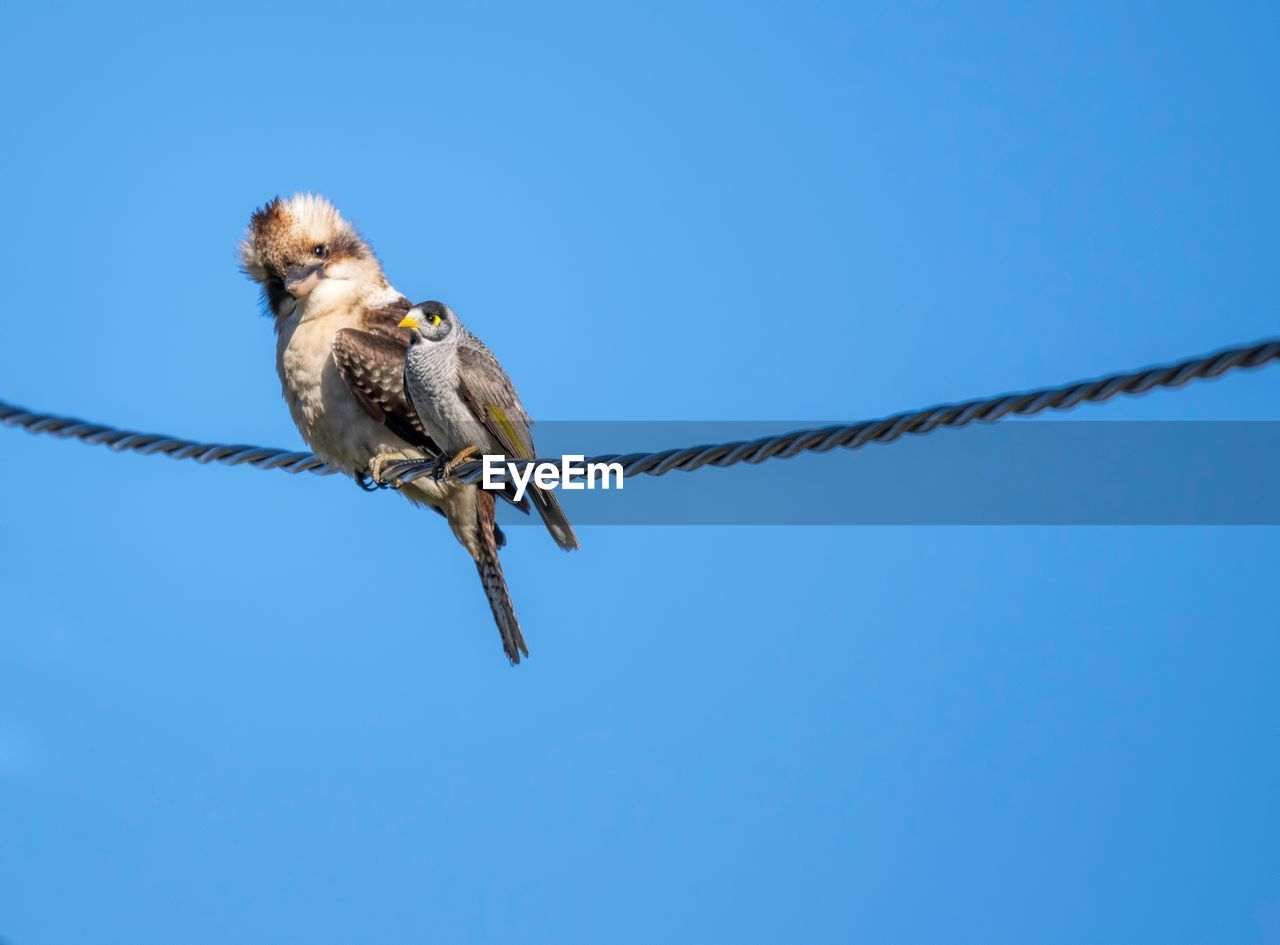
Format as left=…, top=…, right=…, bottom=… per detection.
left=428, top=313, right=442, bottom=327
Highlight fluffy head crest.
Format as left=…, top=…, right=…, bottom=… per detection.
left=239, top=193, right=374, bottom=282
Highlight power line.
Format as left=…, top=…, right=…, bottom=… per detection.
left=0, top=406, right=338, bottom=477
left=3, top=337, right=1278, bottom=488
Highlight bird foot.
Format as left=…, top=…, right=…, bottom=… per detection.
left=368, top=453, right=402, bottom=486
left=437, top=444, right=479, bottom=483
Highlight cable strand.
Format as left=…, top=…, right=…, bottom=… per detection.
left=2, top=337, right=1277, bottom=488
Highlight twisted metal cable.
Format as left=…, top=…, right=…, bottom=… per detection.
left=2, top=337, right=1277, bottom=487
left=385, top=336, right=1280, bottom=486
left=0, top=403, right=341, bottom=477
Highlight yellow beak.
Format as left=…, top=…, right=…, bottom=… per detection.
left=399, top=314, right=421, bottom=330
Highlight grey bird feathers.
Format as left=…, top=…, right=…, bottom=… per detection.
left=400, top=301, right=580, bottom=554
left=399, top=301, right=580, bottom=665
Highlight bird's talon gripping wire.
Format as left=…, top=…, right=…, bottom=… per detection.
left=364, top=454, right=402, bottom=490
left=438, top=444, right=479, bottom=483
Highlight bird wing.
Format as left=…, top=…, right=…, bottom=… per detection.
left=456, top=331, right=580, bottom=551
left=455, top=333, right=536, bottom=459
left=335, top=305, right=531, bottom=514
left=332, top=300, right=440, bottom=455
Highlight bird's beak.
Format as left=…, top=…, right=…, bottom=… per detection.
left=399, top=314, right=422, bottom=330
left=284, top=263, right=324, bottom=298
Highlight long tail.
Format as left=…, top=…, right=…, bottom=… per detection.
left=475, top=489, right=528, bottom=664
left=529, top=485, right=580, bottom=551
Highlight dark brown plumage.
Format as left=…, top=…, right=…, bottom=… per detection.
left=332, top=300, right=438, bottom=452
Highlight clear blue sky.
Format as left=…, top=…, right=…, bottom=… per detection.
left=2, top=3, right=1278, bottom=943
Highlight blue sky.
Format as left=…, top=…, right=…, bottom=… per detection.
left=1, top=2, right=1278, bottom=943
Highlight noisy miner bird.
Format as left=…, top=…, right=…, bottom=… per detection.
left=399, top=301, right=580, bottom=654
left=239, top=193, right=535, bottom=664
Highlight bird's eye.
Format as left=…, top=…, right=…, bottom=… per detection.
left=428, top=313, right=442, bottom=327
left=313, top=244, right=328, bottom=258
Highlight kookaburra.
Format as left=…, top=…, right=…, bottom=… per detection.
left=239, top=194, right=546, bottom=664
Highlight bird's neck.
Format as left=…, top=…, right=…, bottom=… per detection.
left=276, top=277, right=402, bottom=331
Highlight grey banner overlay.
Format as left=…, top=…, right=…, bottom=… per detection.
left=487, top=421, right=1280, bottom=525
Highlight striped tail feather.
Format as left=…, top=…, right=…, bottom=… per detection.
left=475, top=490, right=528, bottom=664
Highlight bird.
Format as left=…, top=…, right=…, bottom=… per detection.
left=399, top=301, right=579, bottom=553
left=397, top=301, right=580, bottom=661
left=239, top=193, right=535, bottom=663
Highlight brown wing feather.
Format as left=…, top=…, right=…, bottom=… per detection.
left=361, top=298, right=415, bottom=340
left=332, top=322, right=438, bottom=453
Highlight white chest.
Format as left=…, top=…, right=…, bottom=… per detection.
left=277, top=314, right=340, bottom=434
left=274, top=311, right=404, bottom=471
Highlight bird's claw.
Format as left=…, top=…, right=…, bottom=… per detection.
left=367, top=453, right=401, bottom=488
left=436, top=444, right=479, bottom=483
